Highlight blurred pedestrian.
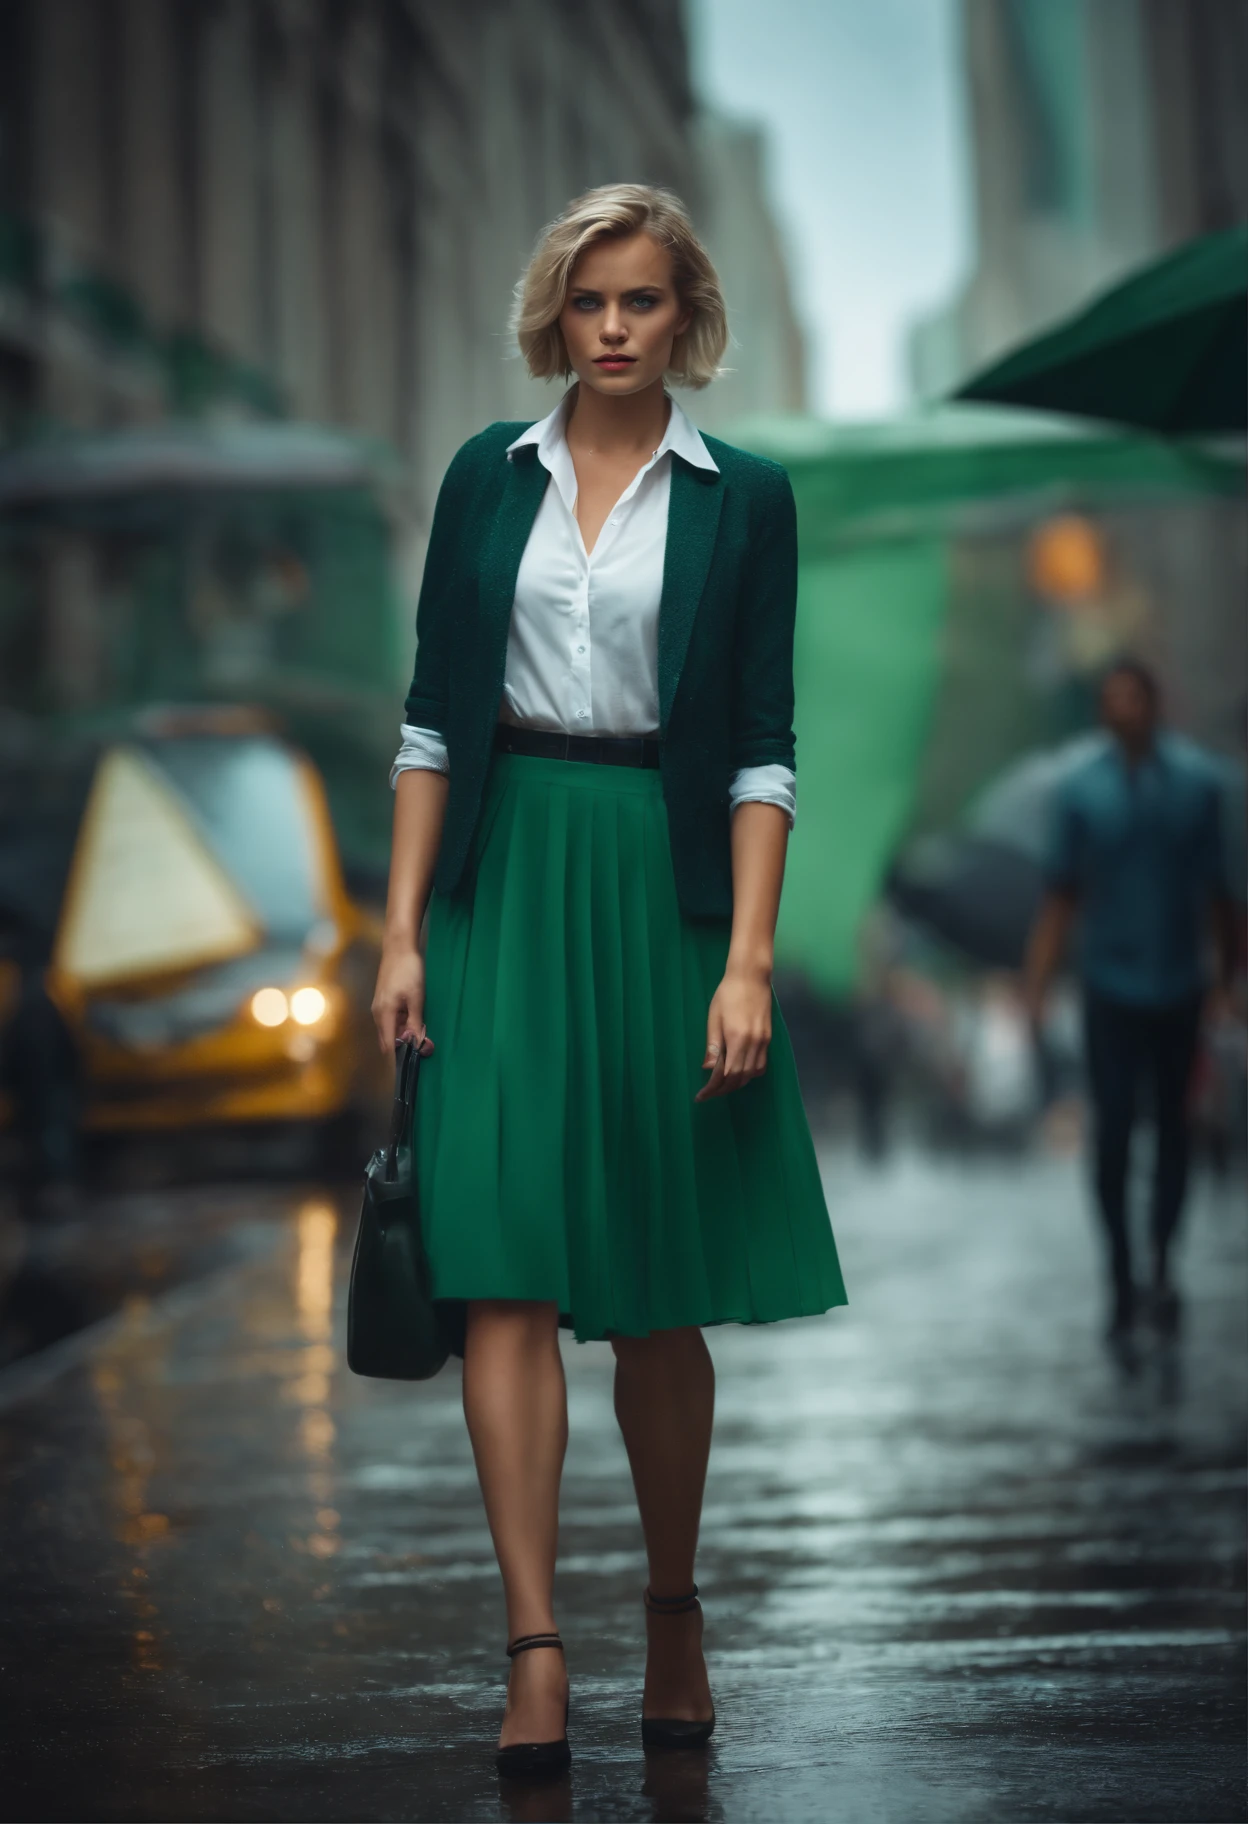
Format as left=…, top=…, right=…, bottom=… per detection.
left=1024, top=660, right=1239, bottom=1340
left=370, top=186, right=846, bottom=1775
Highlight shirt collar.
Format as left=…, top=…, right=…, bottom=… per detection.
left=505, top=388, right=719, bottom=474
left=662, top=395, right=720, bottom=472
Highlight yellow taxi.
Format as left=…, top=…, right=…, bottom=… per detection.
left=7, top=710, right=388, bottom=1147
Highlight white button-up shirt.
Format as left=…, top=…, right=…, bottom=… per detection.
left=392, top=390, right=796, bottom=823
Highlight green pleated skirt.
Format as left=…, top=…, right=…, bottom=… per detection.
left=415, top=751, right=847, bottom=1344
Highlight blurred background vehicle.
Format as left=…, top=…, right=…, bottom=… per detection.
left=0, top=709, right=387, bottom=1187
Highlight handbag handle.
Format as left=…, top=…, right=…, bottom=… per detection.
left=384, top=1038, right=421, bottom=1182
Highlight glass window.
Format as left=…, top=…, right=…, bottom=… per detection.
left=145, top=736, right=322, bottom=942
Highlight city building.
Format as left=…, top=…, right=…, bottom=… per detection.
left=684, top=113, right=807, bottom=432
left=0, top=0, right=700, bottom=566
left=909, top=0, right=1248, bottom=398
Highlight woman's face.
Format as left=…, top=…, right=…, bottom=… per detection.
left=559, top=231, right=692, bottom=398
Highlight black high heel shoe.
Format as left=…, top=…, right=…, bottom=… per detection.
left=641, top=1586, right=716, bottom=1748
left=495, top=1632, right=572, bottom=1778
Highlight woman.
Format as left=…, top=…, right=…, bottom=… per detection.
left=372, top=184, right=846, bottom=1777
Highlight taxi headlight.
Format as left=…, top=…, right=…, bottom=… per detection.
left=290, top=986, right=328, bottom=1027
left=250, top=987, right=289, bottom=1028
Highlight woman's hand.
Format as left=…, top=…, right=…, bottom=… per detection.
left=696, top=964, right=772, bottom=1100
left=371, top=945, right=434, bottom=1056
left=376, top=769, right=448, bottom=1058
left=700, top=801, right=787, bottom=1101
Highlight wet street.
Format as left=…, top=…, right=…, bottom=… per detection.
left=0, top=1145, right=1243, bottom=1824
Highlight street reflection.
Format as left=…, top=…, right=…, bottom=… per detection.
left=497, top=1751, right=711, bottom=1823
left=90, top=1296, right=174, bottom=1676
left=497, top=1770, right=573, bottom=1822
left=5, top=1147, right=1242, bottom=1823
left=292, top=1199, right=339, bottom=1564
left=642, top=1746, right=711, bottom=1822
left=295, top=1199, right=337, bottom=1340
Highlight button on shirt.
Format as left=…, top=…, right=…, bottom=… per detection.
left=392, top=391, right=796, bottom=823
left=1046, top=733, right=1228, bottom=1007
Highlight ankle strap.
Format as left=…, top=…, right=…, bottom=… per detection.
left=506, top=1632, right=564, bottom=1658
left=645, top=1584, right=700, bottom=1614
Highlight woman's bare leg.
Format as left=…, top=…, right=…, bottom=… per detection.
left=611, top=1326, right=715, bottom=1721
left=463, top=1299, right=569, bottom=1747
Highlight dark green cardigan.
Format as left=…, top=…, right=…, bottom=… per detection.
left=403, top=418, right=798, bottom=919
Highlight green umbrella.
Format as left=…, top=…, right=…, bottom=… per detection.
left=953, top=224, right=1248, bottom=435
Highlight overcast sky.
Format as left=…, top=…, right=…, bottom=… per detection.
left=688, top=0, right=973, bottom=420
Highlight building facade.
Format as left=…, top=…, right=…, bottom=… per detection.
left=0, top=0, right=700, bottom=495
left=684, top=113, right=807, bottom=432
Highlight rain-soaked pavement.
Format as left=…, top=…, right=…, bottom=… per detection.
left=0, top=1145, right=1243, bottom=1824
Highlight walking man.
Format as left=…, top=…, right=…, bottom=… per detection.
left=1024, top=661, right=1239, bottom=1339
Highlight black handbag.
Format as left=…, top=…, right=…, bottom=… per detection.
left=346, top=1038, right=450, bottom=1380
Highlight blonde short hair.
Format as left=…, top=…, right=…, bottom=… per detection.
left=511, top=184, right=728, bottom=390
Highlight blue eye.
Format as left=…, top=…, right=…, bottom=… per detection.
left=572, top=296, right=599, bottom=311
left=632, top=295, right=659, bottom=311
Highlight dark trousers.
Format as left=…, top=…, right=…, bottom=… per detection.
left=1082, top=990, right=1202, bottom=1290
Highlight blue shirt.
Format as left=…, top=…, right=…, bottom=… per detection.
left=1046, top=734, right=1227, bottom=1007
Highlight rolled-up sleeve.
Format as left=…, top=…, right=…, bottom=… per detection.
left=729, top=762, right=796, bottom=827
left=390, top=724, right=450, bottom=789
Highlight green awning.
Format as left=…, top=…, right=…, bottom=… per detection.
left=953, top=225, right=1248, bottom=434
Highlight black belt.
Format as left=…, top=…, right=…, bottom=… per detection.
left=493, top=725, right=662, bottom=769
